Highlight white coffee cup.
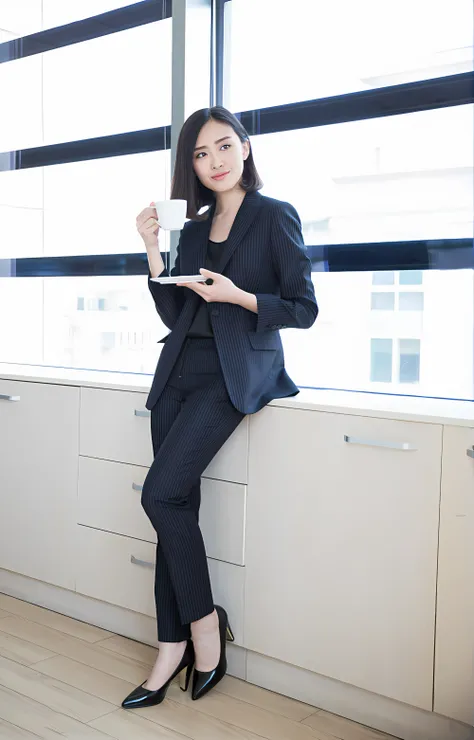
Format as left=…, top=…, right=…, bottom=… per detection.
left=151, top=199, right=187, bottom=231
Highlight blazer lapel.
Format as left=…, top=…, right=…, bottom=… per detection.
left=187, top=191, right=263, bottom=275
left=215, top=191, right=263, bottom=275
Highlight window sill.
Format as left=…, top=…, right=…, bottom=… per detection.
left=0, top=363, right=473, bottom=427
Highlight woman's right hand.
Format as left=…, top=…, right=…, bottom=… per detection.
left=136, top=203, right=161, bottom=249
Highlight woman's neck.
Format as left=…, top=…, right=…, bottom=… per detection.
left=214, top=187, right=246, bottom=218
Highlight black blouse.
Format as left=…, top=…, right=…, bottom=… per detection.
left=186, top=239, right=226, bottom=338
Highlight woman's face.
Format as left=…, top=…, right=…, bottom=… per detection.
left=193, top=119, right=250, bottom=193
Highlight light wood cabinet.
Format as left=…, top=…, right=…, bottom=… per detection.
left=245, top=406, right=443, bottom=710
left=0, top=380, right=79, bottom=589
left=434, top=425, right=474, bottom=726
left=2, top=373, right=473, bottom=729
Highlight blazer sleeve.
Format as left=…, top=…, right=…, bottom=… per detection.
left=254, top=201, right=318, bottom=332
left=147, top=232, right=186, bottom=330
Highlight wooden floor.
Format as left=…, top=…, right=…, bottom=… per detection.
left=0, top=594, right=399, bottom=740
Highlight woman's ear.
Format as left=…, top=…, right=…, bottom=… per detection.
left=242, top=140, right=250, bottom=160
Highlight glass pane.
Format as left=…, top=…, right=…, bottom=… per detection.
left=0, top=1, right=142, bottom=40
left=399, top=339, right=421, bottom=383
left=370, top=339, right=393, bottom=382
left=0, top=20, right=172, bottom=151
left=0, top=150, right=170, bottom=258
left=399, top=270, right=423, bottom=285
left=0, top=275, right=167, bottom=373
left=43, top=276, right=165, bottom=373
left=0, top=277, right=44, bottom=364
left=252, top=106, right=473, bottom=244
left=372, top=271, right=395, bottom=285
left=371, top=292, right=395, bottom=310
left=399, top=292, right=424, bottom=311
left=226, top=0, right=473, bottom=111
left=282, top=269, right=474, bottom=401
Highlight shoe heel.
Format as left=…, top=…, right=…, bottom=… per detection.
left=179, top=661, right=193, bottom=692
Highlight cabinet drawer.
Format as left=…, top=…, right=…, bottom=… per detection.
left=80, top=387, right=249, bottom=483
left=77, top=457, right=156, bottom=543
left=76, top=526, right=245, bottom=640
left=75, top=526, right=156, bottom=617
left=208, top=558, right=245, bottom=646
left=78, top=457, right=246, bottom=564
left=80, top=388, right=153, bottom=467
left=203, top=417, right=249, bottom=484
left=200, top=479, right=246, bottom=565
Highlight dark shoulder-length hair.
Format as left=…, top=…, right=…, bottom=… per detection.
left=170, top=106, right=263, bottom=221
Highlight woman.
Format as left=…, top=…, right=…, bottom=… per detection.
left=122, top=106, right=318, bottom=708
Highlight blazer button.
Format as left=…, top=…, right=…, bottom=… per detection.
left=211, top=309, right=219, bottom=317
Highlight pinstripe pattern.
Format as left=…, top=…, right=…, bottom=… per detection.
left=143, top=194, right=317, bottom=642
left=146, top=192, right=318, bottom=414
left=142, top=338, right=245, bottom=642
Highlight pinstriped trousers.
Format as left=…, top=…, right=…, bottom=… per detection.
left=141, top=337, right=245, bottom=642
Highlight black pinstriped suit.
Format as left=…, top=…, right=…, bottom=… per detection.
left=141, top=192, right=318, bottom=641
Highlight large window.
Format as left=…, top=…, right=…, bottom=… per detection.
left=225, top=0, right=473, bottom=110
left=0, top=151, right=171, bottom=259
left=224, top=0, right=473, bottom=402
left=0, top=2, right=172, bottom=371
left=0, top=20, right=171, bottom=151
left=1, top=0, right=473, bottom=403
left=248, top=105, right=473, bottom=244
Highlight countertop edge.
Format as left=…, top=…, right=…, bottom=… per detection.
left=0, top=364, right=473, bottom=428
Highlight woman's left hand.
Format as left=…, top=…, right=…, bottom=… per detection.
left=177, top=269, right=242, bottom=304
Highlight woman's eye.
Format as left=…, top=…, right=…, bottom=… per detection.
left=195, top=144, right=230, bottom=159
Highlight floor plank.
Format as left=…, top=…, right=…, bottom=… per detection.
left=151, top=684, right=335, bottom=740
left=94, top=634, right=158, bottom=667
left=215, top=674, right=316, bottom=721
left=302, top=710, right=399, bottom=740
left=0, top=717, right=42, bottom=739
left=90, top=709, right=193, bottom=740
left=0, top=617, right=150, bottom=685
left=0, top=685, right=115, bottom=739
left=0, top=631, right=56, bottom=667
left=33, top=655, right=136, bottom=707
left=0, top=595, right=112, bottom=643
left=0, top=599, right=400, bottom=740
left=116, top=700, right=267, bottom=740
left=0, top=655, right=116, bottom=723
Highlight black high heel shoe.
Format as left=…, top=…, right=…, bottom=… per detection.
left=121, top=639, right=194, bottom=709
left=191, top=604, right=235, bottom=701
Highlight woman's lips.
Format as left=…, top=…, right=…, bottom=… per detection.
left=211, top=171, right=230, bottom=181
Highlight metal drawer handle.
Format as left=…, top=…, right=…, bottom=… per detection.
left=132, top=483, right=143, bottom=492
left=134, top=409, right=151, bottom=418
left=344, top=435, right=416, bottom=451
left=130, top=555, right=154, bottom=569
left=467, top=447, right=474, bottom=460
left=0, top=394, right=20, bottom=402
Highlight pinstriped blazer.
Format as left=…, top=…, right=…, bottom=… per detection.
left=146, top=191, right=318, bottom=414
